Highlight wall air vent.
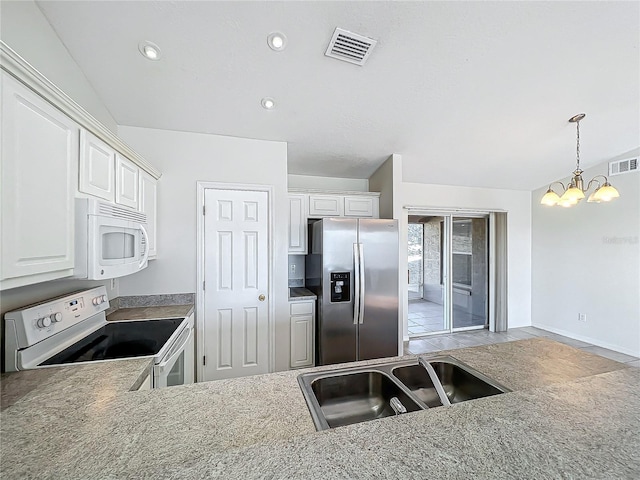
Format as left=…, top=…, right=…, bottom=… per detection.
left=325, top=28, right=377, bottom=66
left=609, top=157, right=638, bottom=176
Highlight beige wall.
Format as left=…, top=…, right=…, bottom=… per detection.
left=531, top=149, right=640, bottom=356
left=0, top=0, right=117, bottom=132
left=117, top=125, right=291, bottom=371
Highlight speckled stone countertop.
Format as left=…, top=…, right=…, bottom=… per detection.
left=289, top=287, right=317, bottom=301
left=107, top=304, right=194, bottom=321
left=1, top=338, right=637, bottom=479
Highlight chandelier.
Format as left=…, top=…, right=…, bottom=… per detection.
left=541, top=113, right=620, bottom=207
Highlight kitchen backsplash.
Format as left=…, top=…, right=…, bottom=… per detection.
left=288, top=255, right=305, bottom=287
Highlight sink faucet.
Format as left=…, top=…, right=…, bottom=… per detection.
left=418, top=357, right=452, bottom=407
left=390, top=396, right=407, bottom=415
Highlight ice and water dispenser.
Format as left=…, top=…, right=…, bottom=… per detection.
left=330, top=272, right=350, bottom=302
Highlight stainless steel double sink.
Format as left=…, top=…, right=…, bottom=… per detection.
left=298, top=355, right=511, bottom=431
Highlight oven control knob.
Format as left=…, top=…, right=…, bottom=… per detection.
left=92, top=297, right=99, bottom=306
left=37, top=317, right=51, bottom=328
left=50, top=312, right=62, bottom=323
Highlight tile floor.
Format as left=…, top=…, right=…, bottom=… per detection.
left=403, top=326, right=640, bottom=367
left=408, top=299, right=487, bottom=336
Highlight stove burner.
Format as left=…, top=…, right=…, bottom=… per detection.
left=41, top=318, right=183, bottom=365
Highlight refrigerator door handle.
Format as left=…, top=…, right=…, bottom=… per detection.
left=358, top=243, right=365, bottom=324
left=353, top=243, right=361, bottom=325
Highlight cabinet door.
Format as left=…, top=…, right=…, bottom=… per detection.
left=290, top=313, right=314, bottom=368
left=1, top=73, right=78, bottom=286
left=138, top=170, right=157, bottom=258
left=79, top=130, right=115, bottom=201
left=344, top=196, right=376, bottom=218
left=115, top=154, right=139, bottom=209
left=309, top=194, right=343, bottom=217
left=288, top=194, right=307, bottom=254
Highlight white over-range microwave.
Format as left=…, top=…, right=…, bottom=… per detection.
left=73, top=198, right=149, bottom=280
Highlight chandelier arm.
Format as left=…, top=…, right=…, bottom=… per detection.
left=548, top=181, right=566, bottom=192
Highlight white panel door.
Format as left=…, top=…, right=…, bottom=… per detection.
left=203, top=189, right=269, bottom=380
left=1, top=73, right=78, bottom=285
left=79, top=129, right=115, bottom=201
left=115, top=154, right=139, bottom=209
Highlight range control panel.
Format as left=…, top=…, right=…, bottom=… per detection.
left=4, top=286, right=110, bottom=348
left=330, top=272, right=351, bottom=303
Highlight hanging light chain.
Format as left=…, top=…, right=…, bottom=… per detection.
left=575, top=119, right=581, bottom=172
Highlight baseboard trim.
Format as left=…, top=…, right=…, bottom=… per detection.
left=533, top=322, right=639, bottom=358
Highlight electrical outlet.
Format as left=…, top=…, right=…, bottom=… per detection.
left=110, top=278, right=117, bottom=290
left=289, top=264, right=296, bottom=275
left=578, top=313, right=587, bottom=322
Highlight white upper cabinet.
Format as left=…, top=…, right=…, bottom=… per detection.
left=288, top=194, right=307, bottom=254
left=115, top=154, right=139, bottom=209
left=138, top=170, right=158, bottom=258
left=1, top=72, right=78, bottom=289
left=308, top=194, right=344, bottom=217
left=344, top=195, right=378, bottom=218
left=79, top=130, right=115, bottom=202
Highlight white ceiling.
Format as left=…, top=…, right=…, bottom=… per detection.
left=36, top=1, right=639, bottom=190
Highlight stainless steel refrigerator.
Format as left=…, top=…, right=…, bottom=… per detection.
left=306, top=218, right=399, bottom=365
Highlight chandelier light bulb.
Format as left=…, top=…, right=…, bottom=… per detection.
left=540, top=189, right=560, bottom=206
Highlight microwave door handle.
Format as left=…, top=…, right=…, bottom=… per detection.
left=139, top=224, right=150, bottom=268
left=158, top=326, right=193, bottom=370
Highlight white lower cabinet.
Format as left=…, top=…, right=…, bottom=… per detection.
left=290, top=300, right=315, bottom=369
left=1, top=72, right=78, bottom=290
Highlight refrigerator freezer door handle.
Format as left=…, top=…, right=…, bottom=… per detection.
left=353, top=243, right=360, bottom=325
left=358, top=243, right=365, bottom=324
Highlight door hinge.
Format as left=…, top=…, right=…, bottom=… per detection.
left=203, top=205, right=206, bottom=215
left=203, top=356, right=206, bottom=366
left=203, top=281, right=205, bottom=290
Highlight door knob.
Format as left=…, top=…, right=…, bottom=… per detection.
left=258, top=294, right=266, bottom=301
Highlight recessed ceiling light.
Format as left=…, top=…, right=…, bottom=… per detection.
left=261, top=97, right=275, bottom=110
left=267, top=32, right=287, bottom=51
left=138, top=41, right=162, bottom=61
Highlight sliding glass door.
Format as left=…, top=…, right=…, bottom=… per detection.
left=407, top=214, right=488, bottom=338
left=451, top=217, right=488, bottom=331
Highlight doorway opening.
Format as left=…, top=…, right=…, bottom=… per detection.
left=408, top=214, right=489, bottom=338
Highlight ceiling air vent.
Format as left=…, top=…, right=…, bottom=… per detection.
left=325, top=28, right=377, bottom=66
left=609, top=157, right=638, bottom=176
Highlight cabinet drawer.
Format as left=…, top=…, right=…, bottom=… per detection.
left=290, top=301, right=314, bottom=315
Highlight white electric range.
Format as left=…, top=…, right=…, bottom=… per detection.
left=4, top=286, right=194, bottom=388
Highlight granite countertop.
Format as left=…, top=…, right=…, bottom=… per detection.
left=289, top=287, right=317, bottom=301
left=1, top=338, right=638, bottom=479
left=107, top=304, right=194, bottom=321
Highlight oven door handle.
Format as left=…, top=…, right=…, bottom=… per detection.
left=158, top=326, right=193, bottom=369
